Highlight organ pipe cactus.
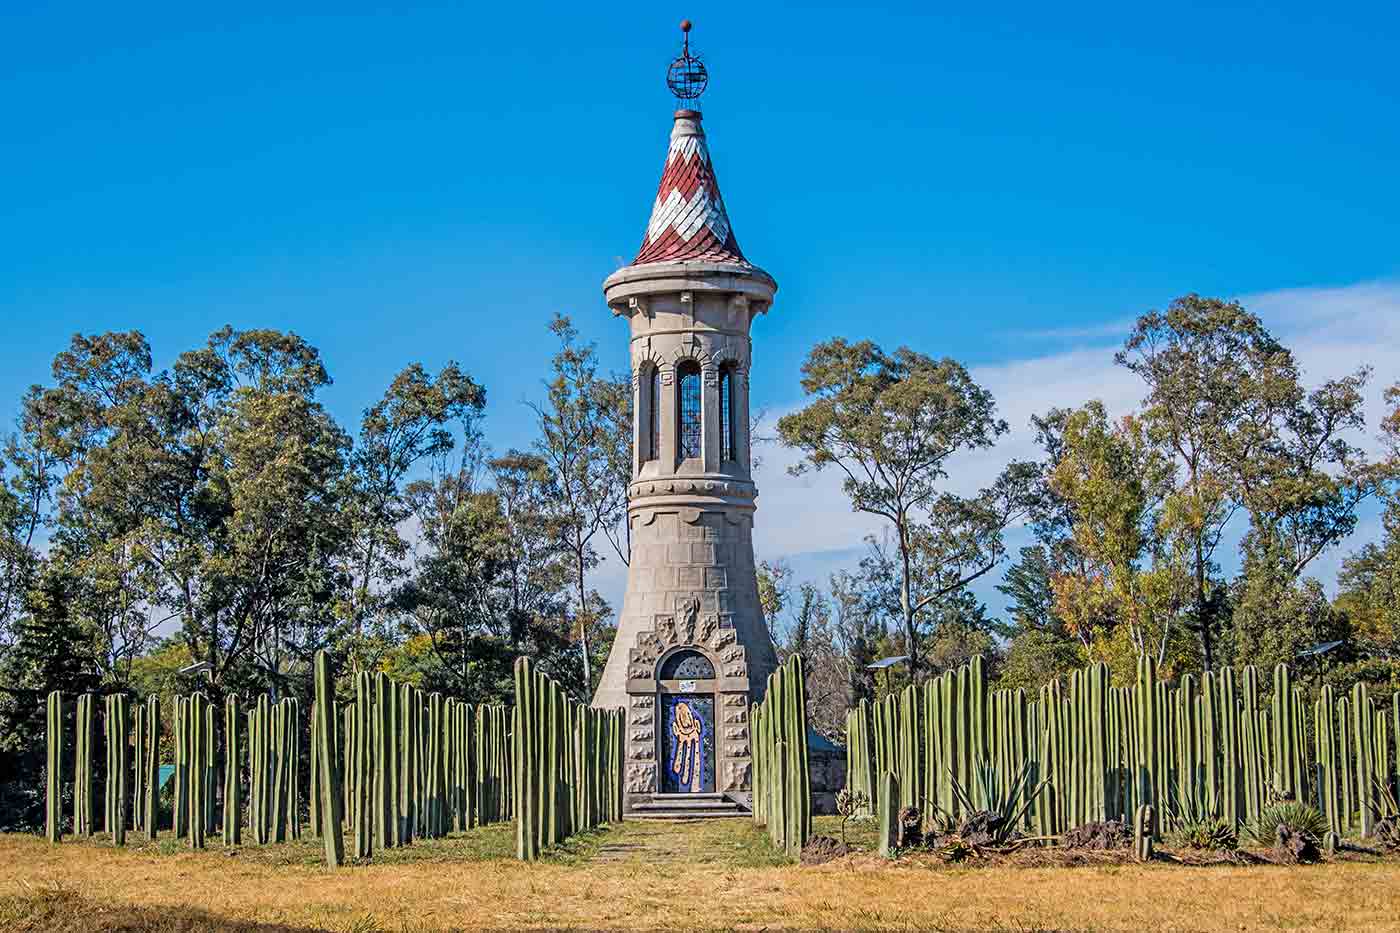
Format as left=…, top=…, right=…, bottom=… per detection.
left=74, top=693, right=94, bottom=837
left=878, top=771, right=899, bottom=856
left=224, top=696, right=241, bottom=845
left=46, top=691, right=63, bottom=843
left=144, top=696, right=160, bottom=841
left=354, top=671, right=373, bottom=858
left=187, top=693, right=206, bottom=849
left=313, top=650, right=345, bottom=867
left=1134, top=804, right=1154, bottom=861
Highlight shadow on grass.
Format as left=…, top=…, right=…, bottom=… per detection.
left=0, top=886, right=334, bottom=933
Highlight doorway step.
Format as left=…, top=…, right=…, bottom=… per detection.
left=626, top=792, right=747, bottom=820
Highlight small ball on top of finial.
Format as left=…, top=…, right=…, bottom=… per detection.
left=681, top=19, right=692, bottom=33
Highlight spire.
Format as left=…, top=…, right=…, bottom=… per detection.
left=632, top=21, right=747, bottom=267
left=634, top=111, right=747, bottom=266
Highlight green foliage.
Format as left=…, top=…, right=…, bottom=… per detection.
left=776, top=338, right=1037, bottom=674
left=527, top=315, right=630, bottom=694
left=1169, top=818, right=1238, bottom=851
left=995, top=628, right=1084, bottom=693
left=1246, top=801, right=1328, bottom=848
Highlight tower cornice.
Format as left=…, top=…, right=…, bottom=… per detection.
left=604, top=261, right=776, bottom=318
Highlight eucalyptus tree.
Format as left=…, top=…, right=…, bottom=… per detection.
left=24, top=327, right=352, bottom=695
left=528, top=314, right=630, bottom=690
left=1117, top=295, right=1374, bottom=669
left=341, top=361, right=486, bottom=647
left=777, top=339, right=1036, bottom=675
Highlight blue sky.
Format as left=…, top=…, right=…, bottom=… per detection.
left=3, top=2, right=1398, bottom=624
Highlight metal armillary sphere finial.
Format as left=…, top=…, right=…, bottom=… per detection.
left=666, top=19, right=708, bottom=102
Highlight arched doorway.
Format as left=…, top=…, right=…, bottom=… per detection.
left=657, top=648, right=717, bottom=794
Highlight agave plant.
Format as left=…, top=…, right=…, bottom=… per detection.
left=1246, top=801, right=1327, bottom=863
left=1170, top=818, right=1239, bottom=852
left=1167, top=782, right=1238, bottom=851
left=1369, top=778, right=1400, bottom=851
left=931, top=762, right=1048, bottom=850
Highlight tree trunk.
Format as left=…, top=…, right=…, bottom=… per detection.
left=1195, top=541, right=1214, bottom=671
left=897, top=521, right=920, bottom=676
left=576, top=532, right=591, bottom=692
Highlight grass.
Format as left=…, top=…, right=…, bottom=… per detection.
left=2, top=819, right=1399, bottom=931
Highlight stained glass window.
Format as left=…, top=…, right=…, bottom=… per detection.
left=660, top=649, right=716, bottom=680
left=677, top=362, right=701, bottom=461
left=646, top=366, right=660, bottom=462
left=719, top=366, right=734, bottom=462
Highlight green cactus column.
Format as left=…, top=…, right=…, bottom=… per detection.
left=131, top=702, right=145, bottom=836
left=1352, top=682, right=1374, bottom=837
left=513, top=657, right=538, bottom=861
left=1316, top=686, right=1339, bottom=834
left=144, top=696, right=160, bottom=841
left=46, top=690, right=63, bottom=843
left=192, top=693, right=210, bottom=849
left=1133, top=803, right=1154, bottom=861
left=878, top=771, right=899, bottom=856
left=73, top=693, right=93, bottom=837
left=224, top=696, right=241, bottom=845
left=313, top=651, right=345, bottom=868
left=112, top=694, right=130, bottom=846
left=354, top=671, right=373, bottom=858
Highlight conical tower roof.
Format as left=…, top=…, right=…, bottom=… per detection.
left=633, top=110, right=748, bottom=266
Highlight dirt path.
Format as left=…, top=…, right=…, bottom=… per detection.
left=591, top=820, right=703, bottom=863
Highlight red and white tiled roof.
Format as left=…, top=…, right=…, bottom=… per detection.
left=633, top=110, right=748, bottom=266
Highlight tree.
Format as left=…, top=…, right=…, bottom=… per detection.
left=1116, top=295, right=1373, bottom=669
left=997, top=545, right=1063, bottom=636
left=1046, top=401, right=1184, bottom=664
left=24, top=328, right=352, bottom=696
left=829, top=568, right=877, bottom=705
left=489, top=451, right=573, bottom=661
left=1333, top=381, right=1400, bottom=661
left=776, top=339, right=1035, bottom=675
left=342, top=362, right=486, bottom=641
left=756, top=558, right=793, bottom=642
left=529, top=315, right=631, bottom=691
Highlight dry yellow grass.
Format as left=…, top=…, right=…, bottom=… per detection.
left=3, top=826, right=1399, bottom=932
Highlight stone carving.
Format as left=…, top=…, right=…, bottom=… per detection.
left=628, top=745, right=655, bottom=761
left=723, top=708, right=747, bottom=724
left=631, top=695, right=654, bottom=709
left=724, top=726, right=749, bottom=742
left=678, top=596, right=699, bottom=643
left=724, top=662, right=746, bottom=678
left=631, top=728, right=654, bottom=743
left=631, top=710, right=653, bottom=726
left=720, top=758, right=751, bottom=793
left=626, top=763, right=657, bottom=793
left=628, top=479, right=757, bottom=500
left=723, top=693, right=747, bottom=707
left=698, top=613, right=718, bottom=644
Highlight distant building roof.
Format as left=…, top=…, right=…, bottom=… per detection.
left=866, top=655, right=910, bottom=671
left=1297, top=640, right=1344, bottom=658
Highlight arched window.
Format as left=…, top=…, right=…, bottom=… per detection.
left=659, top=649, right=716, bottom=680
left=719, top=365, right=735, bottom=462
left=645, top=366, right=661, bottom=463
left=677, top=361, right=702, bottom=462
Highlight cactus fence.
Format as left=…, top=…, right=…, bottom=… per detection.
left=41, top=651, right=514, bottom=868
left=846, top=657, right=1399, bottom=839
left=751, top=654, right=812, bottom=857
left=511, top=657, right=623, bottom=861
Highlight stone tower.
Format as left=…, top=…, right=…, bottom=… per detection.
left=592, top=26, right=779, bottom=813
